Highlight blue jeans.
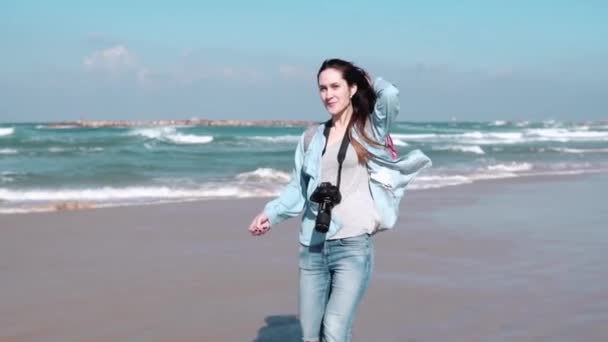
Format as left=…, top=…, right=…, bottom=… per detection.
left=299, top=233, right=374, bottom=342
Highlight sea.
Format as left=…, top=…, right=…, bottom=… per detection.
left=1, top=120, right=608, bottom=214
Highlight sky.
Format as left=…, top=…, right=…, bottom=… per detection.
left=1, top=0, right=607, bottom=122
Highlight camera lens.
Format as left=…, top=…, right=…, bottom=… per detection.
left=315, top=208, right=331, bottom=233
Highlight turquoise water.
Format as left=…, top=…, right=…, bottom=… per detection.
left=1, top=120, right=608, bottom=213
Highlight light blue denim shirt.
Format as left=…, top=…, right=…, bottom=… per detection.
left=264, top=77, right=432, bottom=246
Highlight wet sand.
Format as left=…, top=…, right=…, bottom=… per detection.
left=1, top=174, right=607, bottom=341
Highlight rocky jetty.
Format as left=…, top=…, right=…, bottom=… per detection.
left=46, top=119, right=314, bottom=128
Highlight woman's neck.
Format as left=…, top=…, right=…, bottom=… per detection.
left=332, top=105, right=353, bottom=131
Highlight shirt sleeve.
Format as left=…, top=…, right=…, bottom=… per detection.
left=263, top=132, right=307, bottom=226
left=370, top=77, right=400, bottom=141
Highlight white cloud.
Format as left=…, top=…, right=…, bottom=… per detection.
left=83, top=45, right=153, bottom=86
left=82, top=45, right=268, bottom=87
left=83, top=45, right=137, bottom=72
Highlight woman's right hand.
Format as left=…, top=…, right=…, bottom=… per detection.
left=248, top=211, right=271, bottom=236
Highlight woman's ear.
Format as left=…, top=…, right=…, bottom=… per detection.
left=349, top=84, right=358, bottom=99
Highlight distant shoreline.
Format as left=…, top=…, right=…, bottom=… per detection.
left=43, top=119, right=315, bottom=128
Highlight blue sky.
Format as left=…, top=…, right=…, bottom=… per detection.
left=1, top=0, right=607, bottom=122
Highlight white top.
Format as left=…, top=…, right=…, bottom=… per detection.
left=320, top=142, right=379, bottom=239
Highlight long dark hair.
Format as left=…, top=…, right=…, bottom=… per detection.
left=317, top=58, right=381, bottom=163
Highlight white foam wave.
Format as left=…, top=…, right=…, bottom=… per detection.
left=1, top=171, right=25, bottom=176
left=491, top=120, right=507, bottom=126
left=0, top=171, right=20, bottom=183
left=0, top=148, right=18, bottom=155
left=0, top=185, right=279, bottom=202
left=412, top=172, right=519, bottom=189
left=250, top=135, right=301, bottom=143
left=392, top=133, right=438, bottom=140
left=549, top=147, right=608, bottom=154
left=487, top=162, right=533, bottom=172
left=546, top=162, right=592, bottom=170
left=393, top=128, right=608, bottom=145
left=236, top=168, right=291, bottom=182
left=129, top=127, right=213, bottom=144
left=130, top=127, right=177, bottom=139
left=391, top=139, right=409, bottom=147
left=542, top=120, right=561, bottom=127
left=79, top=147, right=104, bottom=152
left=410, top=162, right=534, bottom=189
left=432, top=145, right=485, bottom=154
left=0, top=128, right=15, bottom=137
left=525, top=128, right=608, bottom=142
left=49, top=147, right=67, bottom=153
left=166, top=134, right=213, bottom=144
left=410, top=167, right=608, bottom=190
left=462, top=131, right=524, bottom=142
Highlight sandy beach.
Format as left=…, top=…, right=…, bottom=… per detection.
left=1, top=174, right=607, bottom=341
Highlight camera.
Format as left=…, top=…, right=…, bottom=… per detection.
left=310, top=182, right=342, bottom=233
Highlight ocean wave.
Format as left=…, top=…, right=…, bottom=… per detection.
left=545, top=162, right=592, bottom=170
left=410, top=164, right=607, bottom=190
left=129, top=127, right=176, bottom=139
left=549, top=147, right=608, bottom=154
left=249, top=135, right=301, bottom=143
left=491, top=120, right=507, bottom=126
left=129, top=127, right=213, bottom=145
left=1, top=173, right=15, bottom=183
left=486, top=162, right=533, bottom=172
left=411, top=162, right=533, bottom=189
left=0, top=171, right=26, bottom=184
left=392, top=133, right=438, bottom=140
left=432, top=145, right=485, bottom=154
left=166, top=134, right=213, bottom=144
left=0, top=185, right=279, bottom=202
left=236, top=168, right=291, bottom=182
left=79, top=147, right=104, bottom=153
left=391, top=138, right=409, bottom=147
left=0, top=148, right=18, bottom=155
left=0, top=128, right=15, bottom=137
left=2, top=166, right=607, bottom=213
left=542, top=120, right=562, bottom=128
left=412, top=172, right=519, bottom=189
left=392, top=128, right=608, bottom=145
left=524, top=128, right=608, bottom=142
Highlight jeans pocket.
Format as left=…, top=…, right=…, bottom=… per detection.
left=337, top=234, right=370, bottom=248
left=299, top=243, right=323, bottom=270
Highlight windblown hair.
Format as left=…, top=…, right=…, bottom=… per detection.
left=317, top=58, right=381, bottom=163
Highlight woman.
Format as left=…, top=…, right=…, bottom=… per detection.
left=248, top=58, right=431, bottom=342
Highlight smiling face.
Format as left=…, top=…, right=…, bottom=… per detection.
left=318, top=68, right=357, bottom=116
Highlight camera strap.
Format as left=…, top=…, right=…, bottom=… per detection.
left=322, top=119, right=351, bottom=190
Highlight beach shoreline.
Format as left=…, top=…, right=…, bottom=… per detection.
left=2, top=172, right=607, bottom=341
left=1, top=170, right=603, bottom=216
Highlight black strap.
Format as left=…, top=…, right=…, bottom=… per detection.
left=321, top=119, right=351, bottom=190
